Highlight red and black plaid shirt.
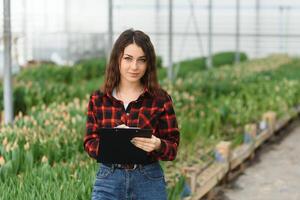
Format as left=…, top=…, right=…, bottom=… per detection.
left=83, top=87, right=180, bottom=162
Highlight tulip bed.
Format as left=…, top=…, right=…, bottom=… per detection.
left=1, top=55, right=300, bottom=199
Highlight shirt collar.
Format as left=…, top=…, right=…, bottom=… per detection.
left=105, top=86, right=152, bottom=101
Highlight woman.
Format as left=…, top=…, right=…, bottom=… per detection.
left=84, top=28, right=180, bottom=200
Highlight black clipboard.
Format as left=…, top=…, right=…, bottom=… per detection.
left=97, top=127, right=152, bottom=164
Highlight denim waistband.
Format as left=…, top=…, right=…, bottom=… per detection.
left=102, top=161, right=158, bottom=170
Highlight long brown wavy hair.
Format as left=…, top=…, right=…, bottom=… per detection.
left=102, top=28, right=164, bottom=97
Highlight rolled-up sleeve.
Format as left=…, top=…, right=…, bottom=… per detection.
left=83, top=93, right=100, bottom=160
left=152, top=95, right=180, bottom=161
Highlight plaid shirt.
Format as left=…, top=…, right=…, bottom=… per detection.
left=84, top=87, right=180, bottom=162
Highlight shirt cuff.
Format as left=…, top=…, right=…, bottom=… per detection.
left=153, top=139, right=167, bottom=157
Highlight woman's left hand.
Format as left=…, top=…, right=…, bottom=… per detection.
left=131, top=135, right=161, bottom=152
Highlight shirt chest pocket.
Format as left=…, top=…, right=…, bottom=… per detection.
left=138, top=107, right=162, bottom=129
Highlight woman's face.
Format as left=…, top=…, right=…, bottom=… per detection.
left=119, top=43, right=147, bottom=85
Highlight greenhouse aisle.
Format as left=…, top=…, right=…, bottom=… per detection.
left=222, top=122, right=300, bottom=200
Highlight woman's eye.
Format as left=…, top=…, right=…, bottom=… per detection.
left=124, top=57, right=132, bottom=61
left=139, top=59, right=146, bottom=63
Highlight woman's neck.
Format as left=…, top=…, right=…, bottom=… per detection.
left=117, top=81, right=144, bottom=93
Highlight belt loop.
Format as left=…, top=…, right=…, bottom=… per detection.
left=111, top=164, right=115, bottom=172
left=138, top=164, right=143, bottom=170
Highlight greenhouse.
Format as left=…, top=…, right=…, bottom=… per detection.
left=1, top=0, right=300, bottom=199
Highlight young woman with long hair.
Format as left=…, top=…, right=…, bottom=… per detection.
left=84, top=28, right=180, bottom=200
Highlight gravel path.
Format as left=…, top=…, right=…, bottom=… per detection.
left=221, top=121, right=300, bottom=200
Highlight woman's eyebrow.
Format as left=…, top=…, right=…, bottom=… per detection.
left=124, top=54, right=146, bottom=59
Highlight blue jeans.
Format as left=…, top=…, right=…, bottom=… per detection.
left=91, top=162, right=167, bottom=200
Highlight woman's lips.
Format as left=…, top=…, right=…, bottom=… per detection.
left=129, top=73, right=139, bottom=76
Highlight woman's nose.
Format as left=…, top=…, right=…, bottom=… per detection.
left=130, top=60, right=138, bottom=70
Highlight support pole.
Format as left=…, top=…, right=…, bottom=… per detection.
left=206, top=0, right=213, bottom=68
left=255, top=0, right=260, bottom=57
left=107, top=0, right=113, bottom=61
left=168, top=0, right=173, bottom=81
left=3, top=0, right=14, bottom=124
left=235, top=0, right=240, bottom=64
